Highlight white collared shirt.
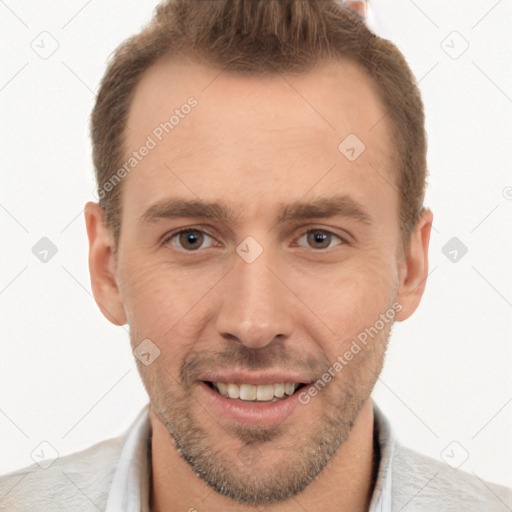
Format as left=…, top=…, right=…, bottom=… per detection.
left=104, top=401, right=394, bottom=512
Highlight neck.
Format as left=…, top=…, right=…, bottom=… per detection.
left=150, top=397, right=376, bottom=512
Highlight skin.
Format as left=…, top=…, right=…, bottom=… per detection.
left=85, top=55, right=433, bottom=511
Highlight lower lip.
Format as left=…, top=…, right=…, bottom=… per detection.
left=198, top=382, right=306, bottom=425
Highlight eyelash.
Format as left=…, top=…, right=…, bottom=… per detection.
left=161, top=227, right=350, bottom=252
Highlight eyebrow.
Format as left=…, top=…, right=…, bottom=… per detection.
left=140, top=194, right=373, bottom=226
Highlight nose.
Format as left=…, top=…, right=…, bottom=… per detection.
left=215, top=246, right=295, bottom=350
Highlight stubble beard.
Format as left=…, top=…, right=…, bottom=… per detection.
left=138, top=318, right=391, bottom=505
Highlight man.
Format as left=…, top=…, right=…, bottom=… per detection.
left=1, top=0, right=511, bottom=510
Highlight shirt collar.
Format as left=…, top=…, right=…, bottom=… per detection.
left=368, top=401, right=394, bottom=512
left=104, top=404, right=152, bottom=512
left=105, top=401, right=394, bottom=512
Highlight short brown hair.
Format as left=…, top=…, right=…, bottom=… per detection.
left=91, top=0, right=428, bottom=252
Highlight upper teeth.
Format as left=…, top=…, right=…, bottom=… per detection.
left=213, top=382, right=298, bottom=401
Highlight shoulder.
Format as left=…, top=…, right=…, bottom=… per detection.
left=0, top=434, right=125, bottom=512
left=391, top=442, right=512, bottom=511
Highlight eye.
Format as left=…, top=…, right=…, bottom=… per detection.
left=164, top=229, right=215, bottom=251
left=296, top=229, right=346, bottom=250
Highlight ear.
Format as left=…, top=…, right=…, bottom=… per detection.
left=395, top=208, right=434, bottom=322
left=343, top=1, right=368, bottom=18
left=84, top=202, right=127, bottom=326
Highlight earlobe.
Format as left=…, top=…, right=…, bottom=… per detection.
left=84, top=202, right=127, bottom=326
left=395, top=208, right=434, bottom=322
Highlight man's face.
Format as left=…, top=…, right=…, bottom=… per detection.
left=112, top=57, right=406, bottom=502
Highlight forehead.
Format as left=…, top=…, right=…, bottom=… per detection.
left=121, top=55, right=397, bottom=229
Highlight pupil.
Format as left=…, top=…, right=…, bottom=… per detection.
left=308, top=230, right=329, bottom=248
left=181, top=230, right=202, bottom=250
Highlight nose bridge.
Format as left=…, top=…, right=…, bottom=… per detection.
left=215, top=243, right=294, bottom=349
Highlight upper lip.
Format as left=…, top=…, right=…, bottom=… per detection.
left=199, top=369, right=316, bottom=386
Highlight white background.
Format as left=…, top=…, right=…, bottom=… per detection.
left=1, top=0, right=511, bottom=494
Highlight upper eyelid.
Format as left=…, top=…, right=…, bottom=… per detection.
left=161, top=225, right=209, bottom=237
left=163, top=226, right=350, bottom=249
left=296, top=229, right=346, bottom=244
left=162, top=227, right=215, bottom=246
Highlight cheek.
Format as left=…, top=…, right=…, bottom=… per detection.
left=117, top=256, right=222, bottom=345
left=117, top=257, right=179, bottom=342
left=295, top=253, right=397, bottom=356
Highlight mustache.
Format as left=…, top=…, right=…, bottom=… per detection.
left=180, top=343, right=330, bottom=388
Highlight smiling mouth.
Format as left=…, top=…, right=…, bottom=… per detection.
left=204, top=381, right=308, bottom=403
